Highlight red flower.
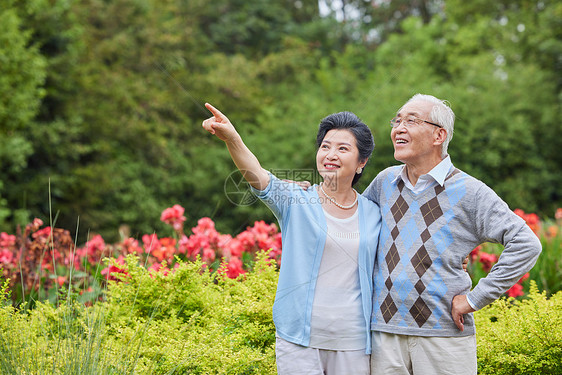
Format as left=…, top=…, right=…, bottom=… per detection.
left=142, top=234, right=161, bottom=255
left=236, top=230, right=256, bottom=250
left=470, top=246, right=481, bottom=262
left=546, top=225, right=558, bottom=238
left=514, top=209, right=526, bottom=219
left=525, top=213, right=540, bottom=235
left=56, top=276, right=67, bottom=286
left=225, top=256, right=245, bottom=279
left=101, top=256, right=128, bottom=282
left=555, top=208, right=562, bottom=220
left=506, top=283, right=524, bottom=298
left=478, top=251, right=498, bottom=273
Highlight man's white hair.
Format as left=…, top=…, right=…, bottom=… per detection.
left=401, top=93, right=455, bottom=157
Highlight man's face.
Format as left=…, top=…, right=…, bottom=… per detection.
left=391, top=100, right=442, bottom=166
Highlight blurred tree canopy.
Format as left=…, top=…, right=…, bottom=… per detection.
left=1, top=0, right=560, bottom=243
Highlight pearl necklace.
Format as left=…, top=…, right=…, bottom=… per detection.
left=319, top=183, right=358, bottom=209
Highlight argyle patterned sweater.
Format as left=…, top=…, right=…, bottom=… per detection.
left=363, top=165, right=541, bottom=336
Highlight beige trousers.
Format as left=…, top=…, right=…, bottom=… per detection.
left=275, top=336, right=370, bottom=375
left=370, top=331, right=477, bottom=375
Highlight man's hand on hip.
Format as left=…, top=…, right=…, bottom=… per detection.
left=451, top=295, right=476, bottom=332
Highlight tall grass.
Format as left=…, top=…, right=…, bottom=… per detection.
left=0, top=189, right=151, bottom=375
left=1, top=268, right=139, bottom=374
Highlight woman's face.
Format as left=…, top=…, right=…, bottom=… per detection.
left=316, top=129, right=365, bottom=186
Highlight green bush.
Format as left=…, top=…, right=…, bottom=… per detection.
left=102, top=252, right=278, bottom=374
left=2, top=258, right=561, bottom=374
left=0, top=253, right=278, bottom=374
left=475, top=281, right=562, bottom=374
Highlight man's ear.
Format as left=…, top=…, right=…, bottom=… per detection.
left=433, top=128, right=447, bottom=146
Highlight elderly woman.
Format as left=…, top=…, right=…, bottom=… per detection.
left=202, top=103, right=381, bottom=375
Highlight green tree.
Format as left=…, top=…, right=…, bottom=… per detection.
left=0, top=1, right=46, bottom=228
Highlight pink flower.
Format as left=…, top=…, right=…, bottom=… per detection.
left=183, top=233, right=210, bottom=259
left=236, top=230, right=256, bottom=250
left=191, top=217, right=220, bottom=245
left=0, top=249, right=14, bottom=265
left=120, top=237, right=143, bottom=255
left=223, top=238, right=243, bottom=257
left=193, top=217, right=215, bottom=233
left=32, top=226, right=52, bottom=239
left=161, top=205, right=186, bottom=231
left=201, top=247, right=216, bottom=262
left=218, top=234, right=233, bottom=248
left=255, top=232, right=273, bottom=250
left=26, top=218, right=44, bottom=232
left=153, top=237, right=176, bottom=262
left=177, top=234, right=189, bottom=254
left=0, top=233, right=16, bottom=249
left=555, top=208, right=562, bottom=220
left=85, top=234, right=106, bottom=262
left=149, top=262, right=170, bottom=276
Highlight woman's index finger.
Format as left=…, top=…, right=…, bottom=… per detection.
left=204, top=103, right=226, bottom=121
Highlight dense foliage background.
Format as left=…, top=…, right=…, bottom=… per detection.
left=1, top=0, right=560, bottom=243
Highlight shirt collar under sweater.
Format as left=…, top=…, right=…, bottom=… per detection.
left=392, top=155, right=453, bottom=194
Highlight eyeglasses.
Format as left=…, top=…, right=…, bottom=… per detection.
left=390, top=116, right=442, bottom=128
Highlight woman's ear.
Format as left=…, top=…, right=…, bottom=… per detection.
left=359, top=158, right=368, bottom=169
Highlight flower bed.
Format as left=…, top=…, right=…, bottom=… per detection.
left=0, top=206, right=560, bottom=305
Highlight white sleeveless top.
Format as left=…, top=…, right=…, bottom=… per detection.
left=309, top=208, right=365, bottom=350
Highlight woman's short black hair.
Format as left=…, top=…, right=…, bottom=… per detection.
left=316, top=111, right=375, bottom=186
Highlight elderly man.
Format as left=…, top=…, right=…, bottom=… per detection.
left=363, top=93, right=542, bottom=374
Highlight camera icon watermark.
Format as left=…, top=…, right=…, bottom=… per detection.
left=223, top=169, right=326, bottom=207
left=223, top=170, right=259, bottom=206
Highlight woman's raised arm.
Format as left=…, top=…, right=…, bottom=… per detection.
left=202, top=103, right=270, bottom=190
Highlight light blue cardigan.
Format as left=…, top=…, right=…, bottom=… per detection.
left=252, top=173, right=381, bottom=354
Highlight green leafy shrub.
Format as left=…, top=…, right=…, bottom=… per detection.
left=475, top=281, right=562, bottom=374
left=0, top=253, right=278, bottom=374
left=2, top=257, right=561, bottom=374
left=102, top=252, right=278, bottom=374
